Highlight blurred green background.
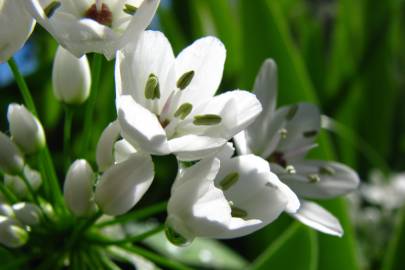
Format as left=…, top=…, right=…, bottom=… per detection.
left=1, top=0, right=404, bottom=269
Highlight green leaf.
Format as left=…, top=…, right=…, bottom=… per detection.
left=248, top=223, right=318, bottom=270
left=382, top=207, right=405, bottom=270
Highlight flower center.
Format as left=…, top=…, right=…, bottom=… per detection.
left=268, top=151, right=287, bottom=168
left=84, top=3, right=113, bottom=27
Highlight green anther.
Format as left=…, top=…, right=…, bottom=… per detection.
left=319, top=166, right=335, bottom=176
left=303, top=130, right=318, bottom=138
left=286, top=104, right=298, bottom=120
left=193, top=114, right=222, bottom=126
left=123, top=4, right=137, bottom=15
left=176, top=70, right=195, bottom=90
left=307, top=174, right=320, bottom=183
left=231, top=206, right=248, bottom=218
left=44, top=1, right=61, bottom=18
left=174, top=103, right=193, bottom=120
left=219, top=172, right=239, bottom=190
left=144, top=74, right=160, bottom=100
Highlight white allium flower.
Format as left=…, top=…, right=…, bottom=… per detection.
left=52, top=46, right=91, bottom=104
left=165, top=144, right=299, bottom=245
left=7, top=104, right=46, bottom=154
left=12, top=202, right=41, bottom=226
left=64, top=159, right=97, bottom=217
left=0, top=131, right=24, bottom=175
left=21, top=0, right=160, bottom=59
left=95, top=151, right=154, bottom=215
left=115, top=30, right=262, bottom=161
left=234, top=59, right=360, bottom=237
left=4, top=165, right=42, bottom=198
left=96, top=120, right=121, bottom=172
left=0, top=0, right=35, bottom=62
left=0, top=215, right=28, bottom=248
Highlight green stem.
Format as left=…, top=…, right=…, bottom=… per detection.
left=120, top=245, right=193, bottom=270
left=63, top=107, right=74, bottom=170
left=88, top=224, right=164, bottom=245
left=81, top=54, right=103, bottom=155
left=0, top=182, right=18, bottom=204
left=7, top=58, right=38, bottom=115
left=96, top=201, right=168, bottom=228
left=7, top=58, right=64, bottom=211
left=66, top=211, right=103, bottom=250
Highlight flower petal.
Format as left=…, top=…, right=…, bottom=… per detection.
left=95, top=152, right=154, bottom=215
left=96, top=121, right=121, bottom=172
left=175, top=36, right=226, bottom=106
left=168, top=135, right=227, bottom=161
left=116, top=30, right=176, bottom=112
left=279, top=160, right=360, bottom=199
left=117, top=95, right=170, bottom=155
left=291, top=200, right=343, bottom=237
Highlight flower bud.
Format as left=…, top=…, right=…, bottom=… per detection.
left=0, top=131, right=24, bottom=175
left=12, top=202, right=41, bottom=226
left=0, top=216, right=28, bottom=248
left=64, top=159, right=96, bottom=217
left=4, top=165, right=42, bottom=199
left=0, top=204, right=14, bottom=217
left=52, top=46, right=91, bottom=105
left=7, top=104, right=46, bottom=154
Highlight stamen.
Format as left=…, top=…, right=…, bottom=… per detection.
left=307, top=174, right=320, bottom=183
left=279, top=128, right=288, bottom=139
left=219, top=172, right=239, bottom=190
left=44, top=1, right=61, bottom=18
left=176, top=71, right=195, bottom=90
left=303, top=130, right=318, bottom=138
left=144, top=74, right=160, bottom=100
left=231, top=206, right=248, bottom=218
left=123, top=4, right=137, bottom=15
left=286, top=104, right=298, bottom=120
left=319, top=166, right=335, bottom=176
left=84, top=3, right=113, bottom=27
left=286, top=165, right=296, bottom=174
left=193, top=114, right=222, bottom=126
left=174, top=103, right=193, bottom=120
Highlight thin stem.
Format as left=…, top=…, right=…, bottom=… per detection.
left=120, top=245, right=193, bottom=270
left=81, top=54, right=103, bottom=155
left=63, top=106, right=74, bottom=170
left=96, top=201, right=168, bottom=228
left=88, top=224, right=164, bottom=245
left=7, top=58, right=64, bottom=211
left=7, top=58, right=38, bottom=115
left=0, top=182, right=18, bottom=204
left=66, top=211, right=103, bottom=250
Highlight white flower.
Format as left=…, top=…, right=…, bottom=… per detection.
left=12, top=202, right=41, bottom=226
left=115, top=30, right=262, bottom=161
left=22, top=0, right=160, bottom=59
left=0, top=131, right=24, bottom=175
left=0, top=215, right=28, bottom=248
left=0, top=203, right=14, bottom=217
left=64, top=159, right=97, bottom=217
left=95, top=151, right=154, bottom=215
left=4, top=165, right=42, bottom=198
left=52, top=46, right=91, bottom=104
left=166, top=144, right=299, bottom=245
left=0, top=0, right=35, bottom=62
left=96, top=120, right=121, bottom=172
left=234, top=59, right=360, bottom=237
left=7, top=104, right=46, bottom=154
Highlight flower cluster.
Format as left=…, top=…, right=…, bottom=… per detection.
left=0, top=0, right=360, bottom=268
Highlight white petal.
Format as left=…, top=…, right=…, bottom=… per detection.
left=114, top=139, right=137, bottom=163
left=0, top=132, right=24, bottom=175
left=292, top=200, right=343, bottom=237
left=117, top=95, right=170, bottom=155
left=95, top=153, right=154, bottom=215
left=280, top=160, right=360, bottom=199
left=116, top=30, right=176, bottom=112
left=179, top=90, right=262, bottom=140
left=168, top=135, right=227, bottom=161
left=175, top=36, right=226, bottom=107
left=12, top=202, right=41, bottom=226
left=0, top=0, right=35, bottom=62
left=96, top=121, right=121, bottom=172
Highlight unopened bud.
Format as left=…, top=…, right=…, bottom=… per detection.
left=0, top=132, right=24, bottom=175
left=12, top=203, right=41, bottom=226
left=52, top=46, right=91, bottom=104
left=0, top=204, right=14, bottom=217
left=64, top=160, right=96, bottom=217
left=7, top=104, right=46, bottom=154
left=0, top=216, right=28, bottom=248
left=4, top=165, right=41, bottom=199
